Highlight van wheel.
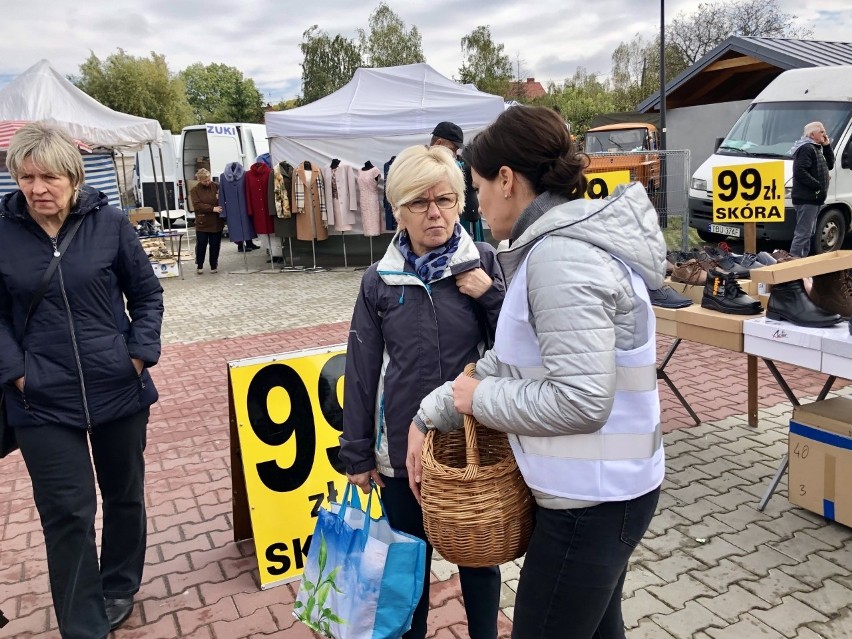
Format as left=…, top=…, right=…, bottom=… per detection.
left=812, top=208, right=847, bottom=254
left=697, top=230, right=727, bottom=242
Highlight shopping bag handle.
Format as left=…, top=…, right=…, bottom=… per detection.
left=461, top=363, right=481, bottom=481
left=338, top=482, right=363, bottom=522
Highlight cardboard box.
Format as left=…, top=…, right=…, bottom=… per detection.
left=788, top=397, right=852, bottom=527
left=653, top=306, right=679, bottom=337
left=820, top=324, right=852, bottom=379
left=151, top=259, right=180, bottom=279
left=743, top=316, right=826, bottom=369
left=129, top=207, right=155, bottom=224
left=749, top=250, right=852, bottom=285
left=676, top=304, right=753, bottom=352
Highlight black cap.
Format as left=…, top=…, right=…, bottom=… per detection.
left=431, top=122, right=464, bottom=148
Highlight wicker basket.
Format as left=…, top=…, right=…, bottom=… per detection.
left=420, top=364, right=534, bottom=567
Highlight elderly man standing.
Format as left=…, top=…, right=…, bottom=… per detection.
left=789, top=121, right=834, bottom=257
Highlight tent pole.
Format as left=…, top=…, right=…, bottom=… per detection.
left=110, top=151, right=126, bottom=211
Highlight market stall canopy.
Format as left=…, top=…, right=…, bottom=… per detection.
left=0, top=59, right=163, bottom=151
left=266, top=63, right=505, bottom=170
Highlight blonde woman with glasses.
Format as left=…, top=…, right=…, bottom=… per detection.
left=340, top=144, right=505, bottom=639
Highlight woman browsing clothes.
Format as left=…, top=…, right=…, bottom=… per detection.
left=0, top=122, right=164, bottom=638
left=340, top=144, right=505, bottom=639
left=190, top=168, right=225, bottom=273
left=408, top=106, right=666, bottom=639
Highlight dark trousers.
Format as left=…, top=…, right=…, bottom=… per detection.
left=196, top=230, right=222, bottom=268
left=379, top=475, right=501, bottom=639
left=512, top=486, right=661, bottom=639
left=16, top=408, right=149, bottom=639
left=790, top=203, right=820, bottom=257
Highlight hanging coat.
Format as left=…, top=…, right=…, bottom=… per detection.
left=269, top=162, right=296, bottom=239
left=358, top=166, right=382, bottom=237
left=245, top=162, right=275, bottom=235
left=322, top=163, right=359, bottom=232
left=292, top=162, right=329, bottom=241
left=219, top=163, right=256, bottom=243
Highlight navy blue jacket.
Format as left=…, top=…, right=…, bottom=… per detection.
left=0, top=187, right=164, bottom=429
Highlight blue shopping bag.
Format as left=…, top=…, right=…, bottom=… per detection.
left=294, top=483, right=426, bottom=639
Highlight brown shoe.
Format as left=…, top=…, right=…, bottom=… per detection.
left=808, top=270, right=852, bottom=319
left=671, top=259, right=708, bottom=285
left=665, top=259, right=675, bottom=276
left=771, top=249, right=798, bottom=263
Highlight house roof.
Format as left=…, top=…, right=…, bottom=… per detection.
left=638, top=36, right=852, bottom=112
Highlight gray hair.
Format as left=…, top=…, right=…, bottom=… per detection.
left=195, top=168, right=211, bottom=181
left=6, top=122, right=85, bottom=188
left=386, top=145, right=465, bottom=220
left=804, top=121, right=824, bottom=136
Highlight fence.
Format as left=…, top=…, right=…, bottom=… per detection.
left=584, top=149, right=691, bottom=250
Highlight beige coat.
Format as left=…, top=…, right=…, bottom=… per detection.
left=292, top=162, right=328, bottom=241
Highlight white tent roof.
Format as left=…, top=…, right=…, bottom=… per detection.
left=0, top=59, right=163, bottom=151
left=266, top=63, right=505, bottom=139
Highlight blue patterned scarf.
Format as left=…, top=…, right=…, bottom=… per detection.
left=398, top=223, right=463, bottom=283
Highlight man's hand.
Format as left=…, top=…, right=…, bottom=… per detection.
left=14, top=376, right=24, bottom=393
left=346, top=470, right=384, bottom=494
left=406, top=424, right=426, bottom=504
left=455, top=268, right=492, bottom=299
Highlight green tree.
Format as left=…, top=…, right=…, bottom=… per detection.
left=180, top=63, right=264, bottom=124
left=543, top=68, right=617, bottom=138
left=73, top=49, right=193, bottom=132
left=299, top=25, right=363, bottom=105
left=358, top=3, right=425, bottom=68
left=458, top=25, right=513, bottom=96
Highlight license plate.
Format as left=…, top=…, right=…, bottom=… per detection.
left=708, top=223, right=742, bottom=238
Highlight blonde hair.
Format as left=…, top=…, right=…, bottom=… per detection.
left=6, top=121, right=85, bottom=188
left=386, top=145, right=465, bottom=220
left=195, top=168, right=211, bottom=181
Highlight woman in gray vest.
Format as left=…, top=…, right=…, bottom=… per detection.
left=409, top=106, right=666, bottom=639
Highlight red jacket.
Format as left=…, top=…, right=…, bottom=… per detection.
left=245, top=163, right=275, bottom=234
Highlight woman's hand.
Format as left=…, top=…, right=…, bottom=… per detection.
left=14, top=376, right=24, bottom=393
left=455, top=268, right=492, bottom=299
left=406, top=424, right=426, bottom=504
left=213, top=206, right=223, bottom=213
left=452, top=373, right=480, bottom=415
left=131, top=358, right=144, bottom=376
left=347, top=470, right=384, bottom=494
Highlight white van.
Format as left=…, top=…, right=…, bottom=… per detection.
left=688, top=66, right=852, bottom=253
left=178, top=123, right=269, bottom=219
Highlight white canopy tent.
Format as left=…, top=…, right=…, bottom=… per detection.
left=266, top=63, right=505, bottom=169
left=0, top=59, right=163, bottom=151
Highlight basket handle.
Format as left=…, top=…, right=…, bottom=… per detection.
left=462, top=363, right=480, bottom=481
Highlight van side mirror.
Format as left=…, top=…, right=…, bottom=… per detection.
left=714, top=137, right=724, bottom=152
left=842, top=138, right=852, bottom=169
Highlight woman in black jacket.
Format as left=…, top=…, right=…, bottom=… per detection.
left=0, top=123, right=164, bottom=638
left=340, top=144, right=504, bottom=639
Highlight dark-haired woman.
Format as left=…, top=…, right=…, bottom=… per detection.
left=407, top=106, right=666, bottom=639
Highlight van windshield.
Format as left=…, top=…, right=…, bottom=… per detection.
left=585, top=128, right=647, bottom=153
left=719, top=101, right=852, bottom=158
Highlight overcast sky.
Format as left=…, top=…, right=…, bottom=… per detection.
left=1, top=0, right=850, bottom=104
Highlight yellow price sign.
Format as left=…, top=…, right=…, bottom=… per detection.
left=712, top=162, right=785, bottom=223
left=229, top=345, right=351, bottom=588
left=584, top=170, right=632, bottom=199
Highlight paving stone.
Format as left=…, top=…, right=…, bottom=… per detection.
left=642, top=528, right=698, bottom=559
left=665, top=451, right=708, bottom=473
left=704, top=487, right=761, bottom=512
left=623, top=565, right=666, bottom=598
left=645, top=551, right=711, bottom=583
left=808, top=608, right=852, bottom=638
left=630, top=618, right=678, bottom=638
left=721, top=524, right=783, bottom=553
left=713, top=504, right=772, bottom=531
left=677, top=517, right=738, bottom=542
left=767, top=531, right=836, bottom=562
left=802, top=521, right=852, bottom=548
left=648, top=574, right=710, bottom=610
left=781, top=554, right=851, bottom=589
left=705, top=613, right=786, bottom=639
left=691, top=558, right=759, bottom=594
left=754, top=510, right=821, bottom=539
left=791, top=579, right=852, bottom=617
left=647, top=508, right=691, bottom=537
left=695, top=584, right=773, bottom=623
left=622, top=590, right=674, bottom=629
left=686, top=537, right=747, bottom=566
left=749, top=596, right=829, bottom=636
left=740, top=568, right=814, bottom=605
left=674, top=498, right=730, bottom=525
left=652, top=600, right=727, bottom=639
left=730, top=546, right=800, bottom=578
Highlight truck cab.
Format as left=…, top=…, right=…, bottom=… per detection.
left=584, top=123, right=661, bottom=200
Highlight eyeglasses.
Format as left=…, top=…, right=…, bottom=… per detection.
left=404, top=193, right=458, bottom=214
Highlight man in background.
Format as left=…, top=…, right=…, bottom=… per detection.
left=789, top=121, right=834, bottom=257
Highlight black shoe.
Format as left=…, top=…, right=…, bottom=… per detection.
left=649, top=285, right=693, bottom=309
left=766, top=279, right=842, bottom=328
left=703, top=246, right=751, bottom=278
left=246, top=242, right=260, bottom=250
left=701, top=269, right=763, bottom=315
left=105, top=597, right=134, bottom=631
left=237, top=245, right=248, bottom=253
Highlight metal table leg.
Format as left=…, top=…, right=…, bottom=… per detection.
left=657, top=337, right=701, bottom=426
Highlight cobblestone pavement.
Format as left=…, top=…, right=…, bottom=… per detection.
left=1, top=243, right=852, bottom=638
